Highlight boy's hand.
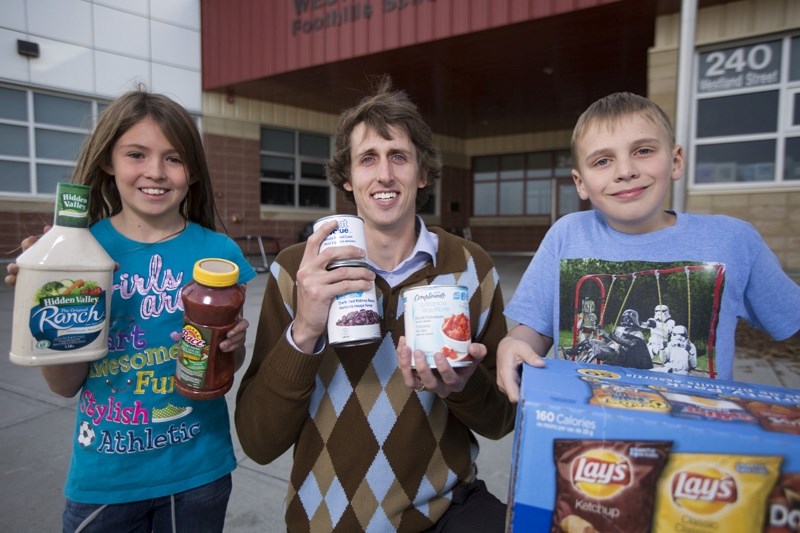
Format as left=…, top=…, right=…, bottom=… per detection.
left=496, top=336, right=547, bottom=403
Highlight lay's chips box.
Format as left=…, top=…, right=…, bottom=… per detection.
left=507, top=359, right=800, bottom=533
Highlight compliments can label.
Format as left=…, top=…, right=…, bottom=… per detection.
left=327, top=279, right=382, bottom=347
left=314, top=215, right=367, bottom=269
left=402, top=285, right=473, bottom=367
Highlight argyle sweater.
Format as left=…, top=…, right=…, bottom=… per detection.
left=236, top=227, right=514, bottom=532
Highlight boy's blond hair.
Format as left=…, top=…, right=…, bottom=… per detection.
left=571, top=92, right=675, bottom=167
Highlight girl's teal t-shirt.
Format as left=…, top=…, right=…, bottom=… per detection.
left=64, top=219, right=256, bottom=503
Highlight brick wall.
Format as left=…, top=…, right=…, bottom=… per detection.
left=688, top=191, right=800, bottom=274
left=204, top=132, right=311, bottom=253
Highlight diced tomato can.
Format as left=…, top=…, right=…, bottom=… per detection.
left=327, top=273, right=382, bottom=347
left=402, top=285, right=473, bottom=367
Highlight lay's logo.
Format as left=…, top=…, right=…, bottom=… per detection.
left=671, top=468, right=738, bottom=514
left=571, top=450, right=631, bottom=499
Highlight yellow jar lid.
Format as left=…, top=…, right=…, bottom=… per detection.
left=193, top=258, right=239, bottom=287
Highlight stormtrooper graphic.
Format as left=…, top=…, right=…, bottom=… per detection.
left=642, top=304, right=676, bottom=362
left=659, top=325, right=698, bottom=375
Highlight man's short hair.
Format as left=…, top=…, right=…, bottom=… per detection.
left=326, top=75, right=441, bottom=209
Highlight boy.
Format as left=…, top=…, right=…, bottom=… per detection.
left=497, top=92, right=800, bottom=402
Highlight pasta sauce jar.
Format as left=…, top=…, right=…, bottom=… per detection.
left=402, top=285, right=473, bottom=367
left=175, top=258, right=245, bottom=400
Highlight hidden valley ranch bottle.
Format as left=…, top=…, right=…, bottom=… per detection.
left=10, top=183, right=114, bottom=366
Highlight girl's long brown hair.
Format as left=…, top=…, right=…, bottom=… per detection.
left=75, top=88, right=222, bottom=231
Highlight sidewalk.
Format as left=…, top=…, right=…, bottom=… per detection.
left=0, top=254, right=797, bottom=532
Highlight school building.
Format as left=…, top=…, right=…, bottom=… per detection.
left=2, top=0, right=799, bottom=275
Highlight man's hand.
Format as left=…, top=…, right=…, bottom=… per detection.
left=292, top=220, right=375, bottom=353
left=396, top=336, right=484, bottom=398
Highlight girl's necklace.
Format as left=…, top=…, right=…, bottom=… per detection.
left=123, top=218, right=188, bottom=254
left=148, top=218, right=188, bottom=244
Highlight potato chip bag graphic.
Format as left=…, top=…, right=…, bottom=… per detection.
left=661, top=392, right=757, bottom=424
left=586, top=380, right=671, bottom=413
left=560, top=513, right=599, bottom=533
left=740, top=400, right=800, bottom=435
left=765, top=473, right=800, bottom=533
left=552, top=439, right=672, bottom=533
left=653, top=453, right=781, bottom=532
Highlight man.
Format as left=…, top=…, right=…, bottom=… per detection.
left=235, top=76, right=514, bottom=532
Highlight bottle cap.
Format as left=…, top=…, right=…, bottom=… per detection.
left=193, top=258, right=239, bottom=287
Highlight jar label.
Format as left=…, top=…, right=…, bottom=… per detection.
left=177, top=324, right=211, bottom=389
left=27, top=278, right=107, bottom=351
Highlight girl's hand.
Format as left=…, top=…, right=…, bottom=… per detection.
left=222, top=318, right=250, bottom=372
left=4, top=229, right=48, bottom=286
left=5, top=262, right=20, bottom=287
left=220, top=318, right=249, bottom=353
left=5, top=227, right=120, bottom=287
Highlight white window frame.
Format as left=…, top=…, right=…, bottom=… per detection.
left=0, top=85, right=104, bottom=198
left=689, top=33, right=800, bottom=190
left=259, top=126, right=333, bottom=211
left=471, top=150, right=578, bottom=222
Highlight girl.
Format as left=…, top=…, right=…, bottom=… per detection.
left=7, top=89, right=256, bottom=532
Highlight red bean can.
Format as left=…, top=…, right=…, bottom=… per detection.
left=402, top=285, right=473, bottom=367
left=327, top=269, right=382, bottom=347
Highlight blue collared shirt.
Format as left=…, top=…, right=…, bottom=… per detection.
left=367, top=216, right=438, bottom=288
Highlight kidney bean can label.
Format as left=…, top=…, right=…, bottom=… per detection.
left=327, top=282, right=382, bottom=347
left=403, top=285, right=473, bottom=367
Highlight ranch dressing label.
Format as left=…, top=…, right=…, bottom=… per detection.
left=26, top=276, right=108, bottom=351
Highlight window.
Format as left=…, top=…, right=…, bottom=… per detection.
left=692, top=34, right=800, bottom=186
left=472, top=150, right=582, bottom=220
left=260, top=126, right=332, bottom=209
left=0, top=86, right=103, bottom=195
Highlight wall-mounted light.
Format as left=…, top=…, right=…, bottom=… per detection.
left=17, top=40, right=40, bottom=58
